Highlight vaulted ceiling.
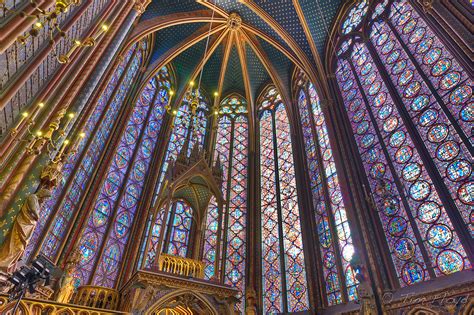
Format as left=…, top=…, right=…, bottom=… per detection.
left=134, top=0, right=344, bottom=105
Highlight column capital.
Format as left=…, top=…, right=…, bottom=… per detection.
left=132, top=0, right=151, bottom=15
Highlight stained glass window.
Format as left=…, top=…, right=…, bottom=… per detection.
left=72, top=65, right=170, bottom=287
left=202, top=95, right=248, bottom=313
left=259, top=87, right=309, bottom=313
left=141, top=89, right=209, bottom=268
left=24, top=39, right=148, bottom=263
left=334, top=0, right=472, bottom=288
left=296, top=75, right=358, bottom=305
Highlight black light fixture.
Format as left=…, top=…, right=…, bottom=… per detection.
left=8, top=256, right=52, bottom=313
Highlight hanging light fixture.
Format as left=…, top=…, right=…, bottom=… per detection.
left=2, top=0, right=109, bottom=63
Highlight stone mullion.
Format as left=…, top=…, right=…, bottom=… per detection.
left=411, top=0, right=473, bottom=70
left=251, top=114, right=262, bottom=315
left=59, top=47, right=143, bottom=265
left=219, top=117, right=235, bottom=283
left=121, top=113, right=173, bottom=283
left=383, top=17, right=472, bottom=154
left=327, top=73, right=393, bottom=304
left=0, top=2, right=134, bottom=246
left=347, top=55, right=437, bottom=279
left=29, top=52, right=129, bottom=262
left=270, top=109, right=289, bottom=313
left=32, top=45, right=140, bottom=265
left=89, top=78, right=159, bottom=286
left=365, top=34, right=474, bottom=261
left=162, top=202, right=177, bottom=255
left=303, top=85, right=348, bottom=304
left=290, top=86, right=324, bottom=310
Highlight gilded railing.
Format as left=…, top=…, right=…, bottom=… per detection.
left=73, top=285, right=120, bottom=310
left=0, top=294, right=125, bottom=314
left=158, top=254, right=205, bottom=278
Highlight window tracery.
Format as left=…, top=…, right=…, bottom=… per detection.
left=334, top=0, right=472, bottom=287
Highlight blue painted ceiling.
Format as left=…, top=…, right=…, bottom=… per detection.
left=140, top=0, right=343, bottom=102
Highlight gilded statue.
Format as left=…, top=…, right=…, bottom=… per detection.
left=0, top=189, right=51, bottom=274
left=56, top=248, right=81, bottom=303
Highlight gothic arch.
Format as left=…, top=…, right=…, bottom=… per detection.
left=145, top=289, right=221, bottom=315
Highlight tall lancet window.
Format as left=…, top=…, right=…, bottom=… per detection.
left=141, top=89, right=209, bottom=268
left=296, top=74, right=358, bottom=305
left=24, top=38, right=149, bottom=264
left=259, top=86, right=309, bottom=313
left=72, top=66, right=171, bottom=287
left=334, top=0, right=472, bottom=288
left=202, top=95, right=248, bottom=312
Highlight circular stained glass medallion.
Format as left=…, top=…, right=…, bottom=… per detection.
left=427, top=124, right=449, bottom=143
left=394, top=238, right=415, bottom=260
left=383, top=197, right=399, bottom=216
left=460, top=105, right=473, bottom=122
left=378, top=105, right=393, bottom=119
left=388, top=216, right=408, bottom=237
left=419, top=109, right=438, bottom=127
left=427, top=224, right=452, bottom=248
left=374, top=92, right=387, bottom=107
left=349, top=99, right=362, bottom=111
left=401, top=262, right=424, bottom=285
left=458, top=182, right=473, bottom=205
left=409, top=180, right=431, bottom=201
left=392, top=60, right=407, bottom=75
left=403, top=18, right=417, bottom=34
left=383, top=116, right=399, bottom=133
left=423, top=48, right=442, bottom=66
left=446, top=160, right=472, bottom=182
left=395, top=146, right=413, bottom=164
left=125, top=126, right=139, bottom=144
left=418, top=201, right=441, bottom=224
left=402, top=163, right=422, bottom=182
left=440, top=72, right=461, bottom=90
left=368, top=82, right=382, bottom=96
left=94, top=200, right=111, bottom=227
left=450, top=85, right=472, bottom=105
left=411, top=95, right=429, bottom=111
left=367, top=147, right=380, bottom=162
left=404, top=81, right=421, bottom=98
left=361, top=62, right=373, bottom=76
left=115, top=212, right=130, bottom=238
left=361, top=134, right=375, bottom=148
left=342, top=244, right=355, bottom=262
left=396, top=10, right=411, bottom=26
left=115, top=147, right=130, bottom=169
left=436, top=141, right=460, bottom=161
left=381, top=40, right=395, bottom=54
left=387, top=50, right=400, bottom=64
left=105, top=172, right=121, bottom=196
left=80, top=233, right=98, bottom=264
left=357, top=121, right=369, bottom=135
left=389, top=130, right=406, bottom=147
left=409, top=27, right=425, bottom=44
left=437, top=250, right=464, bottom=275
left=416, top=37, right=433, bottom=54
left=370, top=162, right=386, bottom=179
left=399, top=70, right=414, bottom=86
left=431, top=58, right=451, bottom=76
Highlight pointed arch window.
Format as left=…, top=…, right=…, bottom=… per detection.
left=202, top=95, right=248, bottom=313
left=141, top=89, right=210, bottom=268
left=24, top=39, right=149, bottom=264
left=71, top=65, right=171, bottom=287
left=259, top=86, right=309, bottom=313
left=333, top=0, right=472, bottom=288
left=296, top=74, right=358, bottom=305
